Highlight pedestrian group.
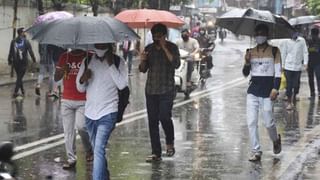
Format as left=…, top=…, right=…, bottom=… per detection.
left=6, top=20, right=320, bottom=179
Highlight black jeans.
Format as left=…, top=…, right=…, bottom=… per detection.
left=13, top=63, right=27, bottom=94
left=146, top=92, right=175, bottom=157
left=308, top=64, right=320, bottom=96
left=187, top=61, right=194, bottom=83
left=285, top=70, right=301, bottom=99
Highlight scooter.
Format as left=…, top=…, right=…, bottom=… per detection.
left=0, top=141, right=16, bottom=180
left=198, top=47, right=214, bottom=88
left=174, top=49, right=201, bottom=99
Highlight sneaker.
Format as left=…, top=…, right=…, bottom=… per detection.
left=248, top=153, right=261, bottom=162
left=273, top=134, right=281, bottom=154
left=35, top=86, right=40, bottom=96
left=12, top=93, right=18, bottom=99
left=86, top=151, right=93, bottom=162
left=62, top=161, right=76, bottom=170
left=145, top=154, right=162, bottom=163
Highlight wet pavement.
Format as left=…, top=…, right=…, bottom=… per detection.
left=1, top=35, right=320, bottom=180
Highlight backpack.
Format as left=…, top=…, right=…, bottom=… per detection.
left=84, top=54, right=130, bottom=123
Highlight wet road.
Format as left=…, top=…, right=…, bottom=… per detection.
left=1, top=35, right=320, bottom=180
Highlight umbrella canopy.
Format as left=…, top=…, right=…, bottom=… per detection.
left=33, top=11, right=73, bottom=25
left=215, top=8, right=294, bottom=39
left=289, top=15, right=320, bottom=26
left=26, top=11, right=74, bottom=38
left=26, top=16, right=140, bottom=47
left=114, top=9, right=185, bottom=28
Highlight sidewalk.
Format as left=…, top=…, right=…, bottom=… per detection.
left=0, top=73, right=39, bottom=87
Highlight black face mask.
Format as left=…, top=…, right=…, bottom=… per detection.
left=182, top=35, right=189, bottom=41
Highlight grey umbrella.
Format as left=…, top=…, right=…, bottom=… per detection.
left=288, top=15, right=320, bottom=26
left=26, top=16, right=140, bottom=46
left=215, top=8, right=294, bottom=39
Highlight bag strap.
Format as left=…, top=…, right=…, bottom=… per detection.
left=272, top=46, right=278, bottom=59
left=84, top=54, right=93, bottom=70
left=113, top=55, right=121, bottom=69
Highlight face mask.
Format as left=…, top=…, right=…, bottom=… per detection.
left=199, top=31, right=205, bottom=35
left=182, top=35, right=189, bottom=41
left=292, top=32, right=299, bottom=40
left=255, top=36, right=267, bottom=45
left=95, top=48, right=108, bottom=57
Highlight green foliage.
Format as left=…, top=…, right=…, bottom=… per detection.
left=307, top=0, right=320, bottom=15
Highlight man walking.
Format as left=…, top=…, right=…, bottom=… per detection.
left=77, top=43, right=128, bottom=180
left=35, top=44, right=55, bottom=96
left=55, top=49, right=92, bottom=170
left=139, top=23, right=180, bottom=162
left=8, top=27, right=36, bottom=98
left=307, top=28, right=320, bottom=98
left=242, top=24, right=282, bottom=161
left=281, top=28, right=308, bottom=110
left=121, top=35, right=135, bottom=75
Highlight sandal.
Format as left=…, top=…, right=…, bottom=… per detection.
left=62, top=161, right=76, bottom=170
left=166, top=148, right=175, bottom=157
left=145, top=155, right=162, bottom=163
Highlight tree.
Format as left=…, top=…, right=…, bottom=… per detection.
left=89, top=0, right=99, bottom=16
left=37, top=0, right=45, bottom=15
left=51, top=0, right=67, bottom=10
left=307, top=0, right=320, bottom=15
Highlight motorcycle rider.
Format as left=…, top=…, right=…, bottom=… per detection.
left=176, top=29, right=200, bottom=96
left=196, top=27, right=215, bottom=73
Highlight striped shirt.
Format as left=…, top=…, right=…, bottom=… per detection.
left=242, top=44, right=281, bottom=97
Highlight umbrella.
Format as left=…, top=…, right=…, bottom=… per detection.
left=215, top=8, right=294, bottom=39
left=289, top=15, right=320, bottom=26
left=33, top=11, right=73, bottom=25
left=114, top=9, right=185, bottom=28
left=26, top=16, right=140, bottom=47
left=26, top=11, right=74, bottom=38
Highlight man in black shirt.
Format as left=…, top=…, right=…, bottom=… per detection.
left=307, top=28, right=320, bottom=98
left=8, top=27, right=36, bottom=98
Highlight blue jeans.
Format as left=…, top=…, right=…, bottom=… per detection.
left=85, top=112, right=117, bottom=180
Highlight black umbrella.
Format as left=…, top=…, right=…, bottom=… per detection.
left=216, top=8, right=294, bottom=39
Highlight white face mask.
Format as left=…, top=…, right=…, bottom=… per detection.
left=255, top=36, right=267, bottom=45
left=95, top=48, right=108, bottom=57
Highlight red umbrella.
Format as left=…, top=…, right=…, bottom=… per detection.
left=313, top=23, right=320, bottom=28
left=114, top=9, right=185, bottom=28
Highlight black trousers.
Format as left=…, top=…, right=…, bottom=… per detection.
left=308, top=63, right=320, bottom=96
left=13, top=63, right=27, bottom=94
left=285, top=70, right=301, bottom=99
left=146, top=92, right=175, bottom=157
